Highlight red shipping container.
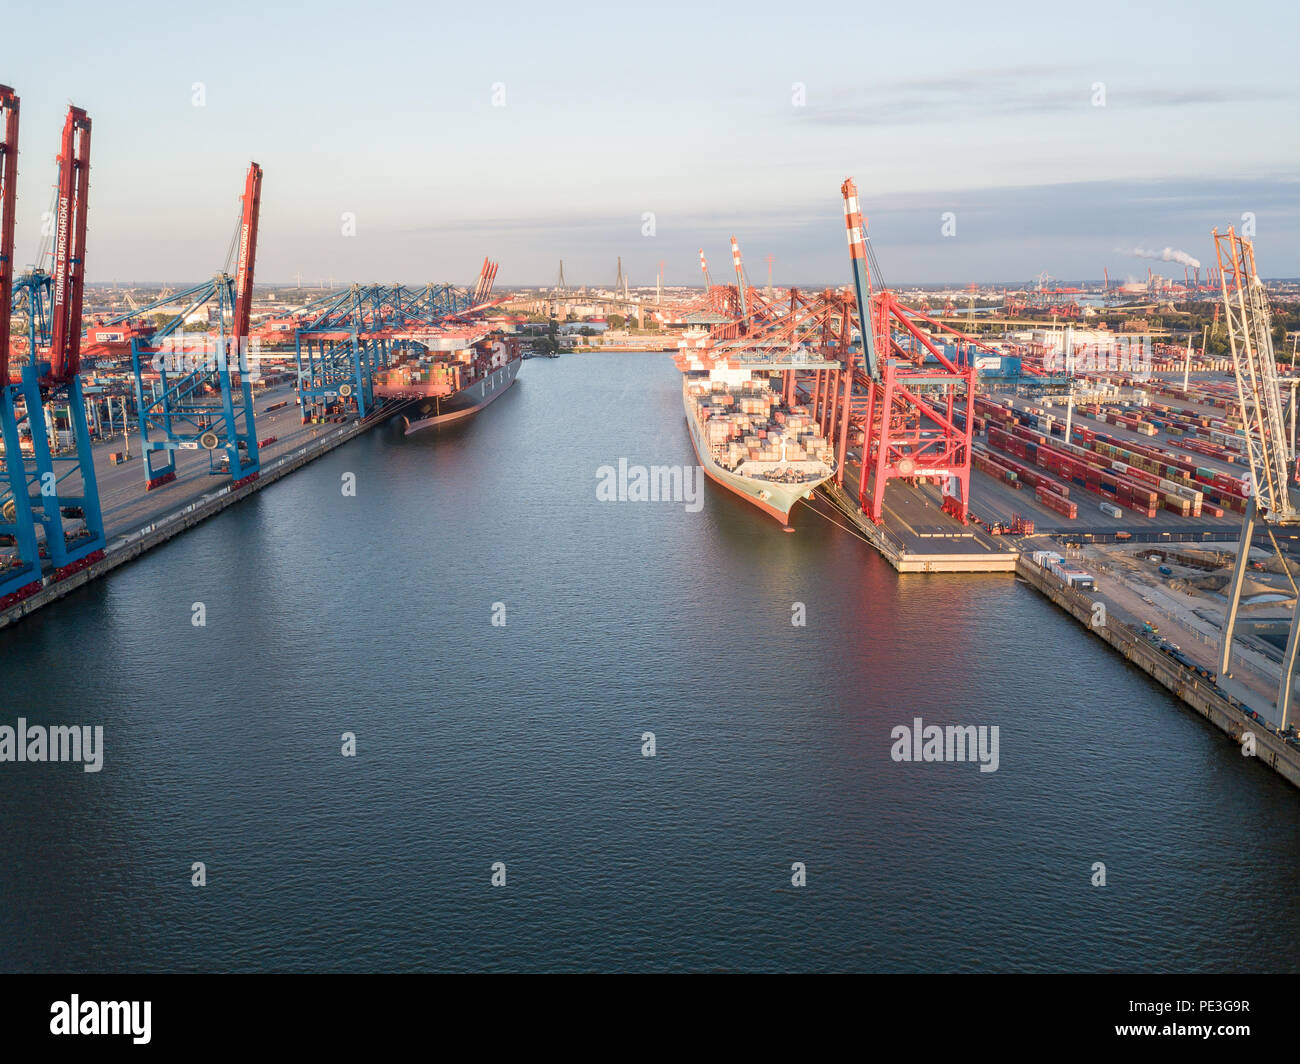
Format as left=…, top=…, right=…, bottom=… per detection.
left=1035, top=485, right=1078, bottom=519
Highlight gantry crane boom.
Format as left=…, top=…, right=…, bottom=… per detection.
left=0, top=84, right=43, bottom=607
left=840, top=178, right=881, bottom=381
left=4, top=100, right=105, bottom=578
left=1213, top=226, right=1300, bottom=727
left=48, top=106, right=90, bottom=382
left=730, top=236, right=748, bottom=325
left=0, top=87, right=17, bottom=387
left=837, top=176, right=974, bottom=524
left=129, top=162, right=265, bottom=489
left=231, top=162, right=262, bottom=345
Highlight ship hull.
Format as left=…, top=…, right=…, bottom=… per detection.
left=402, top=357, right=520, bottom=435
left=682, top=382, right=833, bottom=523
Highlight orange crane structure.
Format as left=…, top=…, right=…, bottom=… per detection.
left=836, top=178, right=976, bottom=524
left=669, top=178, right=988, bottom=527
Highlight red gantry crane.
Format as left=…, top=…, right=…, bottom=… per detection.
left=48, top=107, right=91, bottom=382
left=839, top=177, right=975, bottom=524
left=668, top=180, right=985, bottom=530
left=231, top=161, right=262, bottom=361
left=0, top=86, right=15, bottom=387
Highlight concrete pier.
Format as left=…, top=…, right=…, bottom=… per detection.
left=0, top=401, right=399, bottom=630
left=817, top=480, right=1019, bottom=573
left=1018, top=554, right=1300, bottom=791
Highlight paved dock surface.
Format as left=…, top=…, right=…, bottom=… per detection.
left=1, top=389, right=398, bottom=626
left=90, top=383, right=326, bottom=540
left=1018, top=552, right=1300, bottom=791
left=821, top=459, right=1017, bottom=572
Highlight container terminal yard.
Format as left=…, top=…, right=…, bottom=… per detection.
left=651, top=178, right=1300, bottom=793
left=5, top=85, right=1300, bottom=797
left=0, top=88, right=517, bottom=627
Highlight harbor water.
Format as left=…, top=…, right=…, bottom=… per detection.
left=3, top=352, right=1299, bottom=972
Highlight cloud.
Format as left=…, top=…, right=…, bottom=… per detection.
left=798, top=68, right=1294, bottom=128
left=162, top=175, right=1300, bottom=286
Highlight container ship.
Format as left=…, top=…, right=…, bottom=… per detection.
left=373, top=331, right=521, bottom=435
left=677, top=356, right=837, bottom=524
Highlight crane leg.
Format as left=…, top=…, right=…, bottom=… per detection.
left=1276, top=586, right=1300, bottom=730
left=1218, top=496, right=1257, bottom=677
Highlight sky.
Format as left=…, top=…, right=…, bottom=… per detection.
left=4, top=0, right=1298, bottom=287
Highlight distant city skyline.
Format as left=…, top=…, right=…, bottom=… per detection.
left=6, top=0, right=1298, bottom=286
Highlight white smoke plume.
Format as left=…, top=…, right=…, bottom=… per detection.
left=1122, top=246, right=1201, bottom=269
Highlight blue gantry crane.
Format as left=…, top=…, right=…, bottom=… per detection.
left=0, top=85, right=41, bottom=608
left=129, top=164, right=263, bottom=490
left=293, top=278, right=488, bottom=421
left=0, top=94, right=106, bottom=605
left=11, top=269, right=52, bottom=358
